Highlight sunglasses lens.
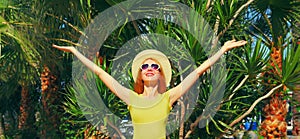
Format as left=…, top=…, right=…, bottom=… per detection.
left=141, top=64, right=149, bottom=70
left=141, top=64, right=160, bottom=70
left=151, top=64, right=159, bottom=70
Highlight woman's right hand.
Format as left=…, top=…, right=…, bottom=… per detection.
left=52, top=44, right=76, bottom=53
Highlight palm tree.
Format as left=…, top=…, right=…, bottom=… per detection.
left=36, top=0, right=117, bottom=137
left=0, top=0, right=81, bottom=137
left=247, top=0, right=300, bottom=138
left=0, top=2, right=41, bottom=138
left=29, top=0, right=98, bottom=137
left=179, top=0, right=300, bottom=138
left=292, top=84, right=300, bottom=135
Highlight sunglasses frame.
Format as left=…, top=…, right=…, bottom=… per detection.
left=140, top=63, right=160, bottom=70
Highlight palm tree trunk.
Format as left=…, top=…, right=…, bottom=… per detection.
left=17, top=85, right=36, bottom=138
left=292, top=84, right=300, bottom=135
left=0, top=112, right=5, bottom=139
left=40, top=65, right=61, bottom=138
left=259, top=94, right=287, bottom=138
left=259, top=47, right=287, bottom=138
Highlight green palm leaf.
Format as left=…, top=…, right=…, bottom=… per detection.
left=282, top=42, right=300, bottom=90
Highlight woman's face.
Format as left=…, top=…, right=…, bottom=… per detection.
left=140, top=59, right=161, bottom=84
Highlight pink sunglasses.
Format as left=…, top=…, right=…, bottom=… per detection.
left=140, top=63, right=160, bottom=70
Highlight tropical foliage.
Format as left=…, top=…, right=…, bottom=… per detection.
left=0, top=0, right=300, bottom=138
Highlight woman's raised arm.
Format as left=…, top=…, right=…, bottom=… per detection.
left=53, top=44, right=131, bottom=104
left=168, top=40, right=247, bottom=105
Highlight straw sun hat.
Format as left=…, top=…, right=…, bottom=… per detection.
left=131, top=49, right=172, bottom=87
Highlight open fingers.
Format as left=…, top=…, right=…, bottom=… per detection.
left=52, top=44, right=74, bottom=52
left=52, top=44, right=62, bottom=49
left=223, top=40, right=247, bottom=51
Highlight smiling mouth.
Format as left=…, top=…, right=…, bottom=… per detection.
left=146, top=73, right=154, bottom=77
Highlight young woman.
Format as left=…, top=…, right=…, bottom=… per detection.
left=53, top=39, right=247, bottom=139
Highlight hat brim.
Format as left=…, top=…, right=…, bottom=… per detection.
left=132, top=49, right=171, bottom=87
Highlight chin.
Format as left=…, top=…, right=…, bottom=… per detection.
left=143, top=78, right=159, bottom=83
left=143, top=76, right=158, bottom=81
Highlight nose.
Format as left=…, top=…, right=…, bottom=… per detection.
left=146, top=67, right=153, bottom=71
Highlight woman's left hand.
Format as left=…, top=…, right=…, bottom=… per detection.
left=222, top=40, right=247, bottom=51
left=52, top=44, right=76, bottom=53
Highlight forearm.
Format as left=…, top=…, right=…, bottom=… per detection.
left=170, top=47, right=226, bottom=102
left=71, top=48, right=131, bottom=103
left=72, top=48, right=103, bottom=75
left=196, top=47, right=227, bottom=75
left=169, top=40, right=245, bottom=103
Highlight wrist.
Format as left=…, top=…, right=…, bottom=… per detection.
left=221, top=46, right=228, bottom=53
left=71, top=47, right=77, bottom=54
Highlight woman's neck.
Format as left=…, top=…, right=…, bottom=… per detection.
left=143, top=85, right=159, bottom=97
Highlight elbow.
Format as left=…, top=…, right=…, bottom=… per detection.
left=196, top=61, right=212, bottom=75
left=197, top=71, right=204, bottom=76
left=94, top=70, right=101, bottom=77
left=196, top=67, right=209, bottom=76
left=196, top=68, right=202, bottom=76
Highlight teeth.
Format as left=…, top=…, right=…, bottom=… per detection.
left=146, top=73, right=154, bottom=76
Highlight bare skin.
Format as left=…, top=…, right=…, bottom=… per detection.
left=140, top=59, right=161, bottom=98
left=53, top=39, right=247, bottom=106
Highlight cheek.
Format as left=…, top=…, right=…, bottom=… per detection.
left=156, top=73, right=162, bottom=79
left=156, top=71, right=162, bottom=76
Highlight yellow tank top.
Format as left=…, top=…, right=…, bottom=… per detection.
left=128, top=91, right=171, bottom=139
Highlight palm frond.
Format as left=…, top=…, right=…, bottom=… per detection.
left=282, top=42, right=300, bottom=90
